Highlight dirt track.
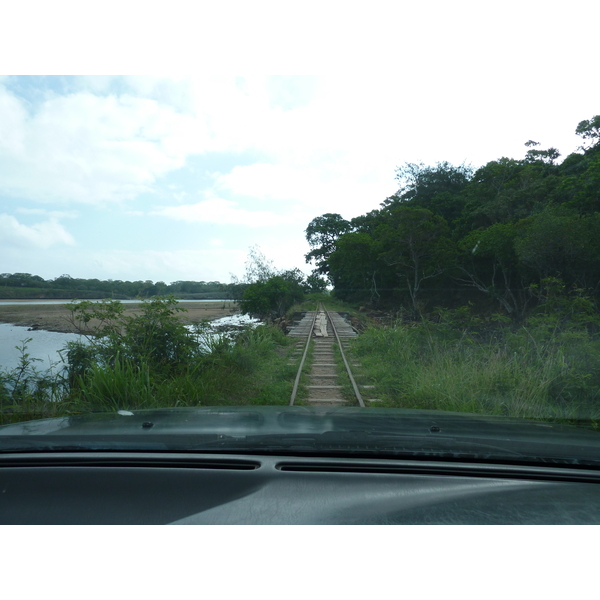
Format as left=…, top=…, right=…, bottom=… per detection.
left=0, top=301, right=239, bottom=334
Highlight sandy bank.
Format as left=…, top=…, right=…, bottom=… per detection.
left=0, top=301, right=240, bottom=334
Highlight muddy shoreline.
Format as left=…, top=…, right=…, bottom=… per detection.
left=0, top=301, right=240, bottom=334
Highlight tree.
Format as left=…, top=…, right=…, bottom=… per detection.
left=524, top=140, right=561, bottom=165
left=384, top=161, right=473, bottom=223
left=515, top=207, right=600, bottom=291
left=328, top=232, right=387, bottom=304
left=556, top=153, right=600, bottom=214
left=576, top=115, right=600, bottom=150
left=304, top=272, right=328, bottom=293
left=239, top=275, right=304, bottom=320
left=243, top=245, right=278, bottom=283
left=457, top=157, right=558, bottom=232
left=455, top=222, right=528, bottom=316
left=230, top=245, right=278, bottom=301
left=377, top=208, right=455, bottom=316
left=304, top=213, right=351, bottom=276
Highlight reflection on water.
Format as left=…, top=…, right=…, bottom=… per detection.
left=188, top=314, right=261, bottom=351
left=0, top=323, right=85, bottom=371
left=202, top=314, right=260, bottom=329
left=0, top=314, right=261, bottom=372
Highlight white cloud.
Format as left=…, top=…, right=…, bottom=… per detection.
left=215, top=163, right=395, bottom=218
left=91, top=248, right=248, bottom=283
left=0, top=85, right=211, bottom=205
left=0, top=66, right=598, bottom=283
left=16, top=207, right=78, bottom=219
left=0, top=214, right=75, bottom=249
left=152, top=197, right=302, bottom=227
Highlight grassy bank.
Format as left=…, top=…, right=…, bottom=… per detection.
left=348, top=313, right=600, bottom=424
left=0, top=298, right=297, bottom=425
left=5, top=293, right=600, bottom=428
left=0, top=300, right=239, bottom=334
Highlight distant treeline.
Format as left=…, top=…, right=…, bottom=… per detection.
left=305, top=115, right=600, bottom=320
left=0, top=273, right=237, bottom=300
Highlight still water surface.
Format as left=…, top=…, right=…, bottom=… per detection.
left=0, top=323, right=84, bottom=372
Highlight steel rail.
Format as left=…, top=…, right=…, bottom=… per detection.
left=323, top=306, right=366, bottom=408
left=289, top=310, right=318, bottom=406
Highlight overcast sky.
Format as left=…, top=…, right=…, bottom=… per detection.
left=1, top=2, right=598, bottom=284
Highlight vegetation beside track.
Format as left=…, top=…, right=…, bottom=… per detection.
left=5, top=291, right=600, bottom=428
left=346, top=302, right=600, bottom=426
left=0, top=297, right=298, bottom=425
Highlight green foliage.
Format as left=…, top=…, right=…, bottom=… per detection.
left=0, top=272, right=235, bottom=300
left=305, top=213, right=352, bottom=276
left=328, top=232, right=385, bottom=303
left=304, top=273, right=328, bottom=293
left=1, top=301, right=297, bottom=420
left=377, top=207, right=456, bottom=316
left=305, top=113, right=600, bottom=319
left=75, top=356, right=154, bottom=411
left=239, top=275, right=305, bottom=320
left=0, top=339, right=70, bottom=424
left=576, top=115, right=600, bottom=150
left=385, top=161, right=473, bottom=223
left=350, top=314, right=600, bottom=422
left=67, top=296, right=196, bottom=376
left=515, top=209, right=600, bottom=289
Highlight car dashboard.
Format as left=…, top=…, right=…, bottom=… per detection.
left=2, top=451, right=600, bottom=524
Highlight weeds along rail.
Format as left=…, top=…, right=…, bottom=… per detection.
left=289, top=310, right=317, bottom=406
left=322, top=306, right=365, bottom=408
left=289, top=303, right=364, bottom=408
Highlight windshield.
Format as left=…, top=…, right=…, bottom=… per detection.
left=2, top=64, right=600, bottom=463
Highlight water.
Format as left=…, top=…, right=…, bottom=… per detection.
left=0, top=323, right=84, bottom=372
left=0, top=314, right=261, bottom=373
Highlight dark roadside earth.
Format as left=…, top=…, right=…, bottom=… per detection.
left=0, top=301, right=240, bottom=334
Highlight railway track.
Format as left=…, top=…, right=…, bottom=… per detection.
left=288, top=304, right=366, bottom=407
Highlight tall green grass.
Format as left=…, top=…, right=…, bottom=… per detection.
left=350, top=319, right=600, bottom=423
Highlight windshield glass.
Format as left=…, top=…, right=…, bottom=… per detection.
left=2, top=61, right=600, bottom=461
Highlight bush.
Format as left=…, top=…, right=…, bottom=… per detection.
left=350, top=313, right=600, bottom=423
left=239, top=276, right=304, bottom=320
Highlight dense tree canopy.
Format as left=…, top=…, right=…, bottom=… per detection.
left=306, top=115, right=600, bottom=320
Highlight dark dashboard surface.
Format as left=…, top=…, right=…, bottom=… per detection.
left=2, top=452, right=600, bottom=524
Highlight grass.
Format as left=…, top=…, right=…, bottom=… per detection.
left=348, top=320, right=600, bottom=424
left=0, top=323, right=299, bottom=425
left=6, top=294, right=600, bottom=428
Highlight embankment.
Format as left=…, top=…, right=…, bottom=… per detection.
left=0, top=301, right=239, bottom=333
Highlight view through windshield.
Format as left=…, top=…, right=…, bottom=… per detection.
left=1, top=70, right=600, bottom=452
left=5, top=5, right=600, bottom=592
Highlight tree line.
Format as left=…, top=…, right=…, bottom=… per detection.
left=304, top=115, right=600, bottom=320
left=0, top=273, right=235, bottom=300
